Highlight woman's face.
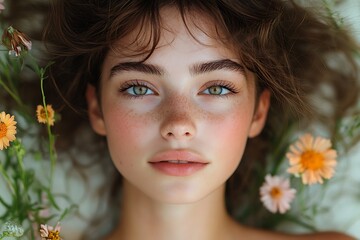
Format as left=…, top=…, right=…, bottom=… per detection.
left=87, top=7, right=270, bottom=204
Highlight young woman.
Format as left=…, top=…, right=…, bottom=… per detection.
left=44, top=0, right=359, bottom=239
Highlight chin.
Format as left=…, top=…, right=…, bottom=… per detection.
left=147, top=183, right=221, bottom=205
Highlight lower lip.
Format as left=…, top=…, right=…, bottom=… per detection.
left=149, top=162, right=207, bottom=176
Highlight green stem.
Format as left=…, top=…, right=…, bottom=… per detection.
left=16, top=150, right=26, bottom=186
left=0, top=77, right=23, bottom=107
left=39, top=68, right=56, bottom=187
left=284, top=214, right=318, bottom=232
left=0, top=164, right=15, bottom=194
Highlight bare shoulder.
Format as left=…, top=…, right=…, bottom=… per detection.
left=235, top=225, right=356, bottom=240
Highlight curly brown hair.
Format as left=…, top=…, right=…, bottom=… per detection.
left=43, top=0, right=359, bottom=237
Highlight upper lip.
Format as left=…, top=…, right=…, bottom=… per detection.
left=148, top=150, right=209, bottom=164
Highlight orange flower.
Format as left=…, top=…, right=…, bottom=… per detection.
left=0, top=111, right=17, bottom=150
left=287, top=134, right=337, bottom=185
left=36, top=105, right=55, bottom=126
left=2, top=26, right=32, bottom=56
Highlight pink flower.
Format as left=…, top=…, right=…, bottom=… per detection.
left=39, top=222, right=62, bottom=240
left=260, top=174, right=296, bottom=214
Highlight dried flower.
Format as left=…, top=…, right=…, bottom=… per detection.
left=287, top=134, right=337, bottom=185
left=36, top=104, right=55, bottom=126
left=260, top=174, right=296, bottom=214
left=0, top=0, right=5, bottom=13
left=1, top=26, right=32, bottom=56
left=39, top=222, right=62, bottom=240
left=0, top=111, right=17, bottom=150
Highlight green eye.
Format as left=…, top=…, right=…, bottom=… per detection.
left=203, top=86, right=230, bottom=95
left=209, top=86, right=222, bottom=95
left=119, top=80, right=156, bottom=98
left=126, top=85, right=154, bottom=95
left=133, top=86, right=149, bottom=95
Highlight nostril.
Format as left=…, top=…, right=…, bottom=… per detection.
left=164, top=131, right=191, bottom=139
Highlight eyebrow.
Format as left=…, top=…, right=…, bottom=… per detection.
left=110, top=61, right=164, bottom=76
left=109, top=59, right=245, bottom=77
left=190, top=59, right=245, bottom=75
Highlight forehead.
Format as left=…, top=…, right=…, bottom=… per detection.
left=108, top=6, right=235, bottom=60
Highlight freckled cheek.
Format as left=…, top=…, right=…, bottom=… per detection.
left=101, top=96, right=159, bottom=142
left=101, top=106, right=156, bottom=167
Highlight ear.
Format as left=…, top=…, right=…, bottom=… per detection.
left=86, top=84, right=106, bottom=136
left=248, top=89, right=270, bottom=138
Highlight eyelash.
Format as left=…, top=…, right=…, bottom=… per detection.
left=201, top=80, right=240, bottom=97
left=118, top=80, right=240, bottom=98
left=118, top=80, right=155, bottom=98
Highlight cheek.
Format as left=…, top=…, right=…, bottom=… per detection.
left=205, top=107, right=254, bottom=167
left=101, top=106, right=154, bottom=166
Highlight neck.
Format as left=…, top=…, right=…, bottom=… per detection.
left=108, top=180, right=238, bottom=240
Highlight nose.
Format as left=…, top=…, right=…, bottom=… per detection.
left=160, top=111, right=196, bottom=141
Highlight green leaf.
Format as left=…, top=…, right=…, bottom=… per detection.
left=44, top=189, right=60, bottom=210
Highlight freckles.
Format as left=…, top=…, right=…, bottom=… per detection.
left=154, top=95, right=213, bottom=122
left=105, top=109, right=153, bottom=173
left=206, top=99, right=253, bottom=125
left=105, top=108, right=153, bottom=152
left=116, top=111, right=152, bottom=139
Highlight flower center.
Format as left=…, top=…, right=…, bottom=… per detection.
left=40, top=109, right=47, bottom=119
left=300, top=150, right=324, bottom=170
left=0, top=122, right=7, bottom=138
left=48, top=230, right=61, bottom=240
left=270, top=187, right=282, bottom=199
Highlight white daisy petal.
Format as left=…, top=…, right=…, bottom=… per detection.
left=259, top=175, right=296, bottom=214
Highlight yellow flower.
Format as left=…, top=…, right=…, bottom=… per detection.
left=39, top=222, right=62, bottom=240
left=0, top=111, right=17, bottom=150
left=36, top=105, right=55, bottom=126
left=287, top=134, right=337, bottom=185
left=1, top=26, right=32, bottom=56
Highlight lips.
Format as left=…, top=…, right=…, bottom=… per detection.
left=148, top=150, right=208, bottom=176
